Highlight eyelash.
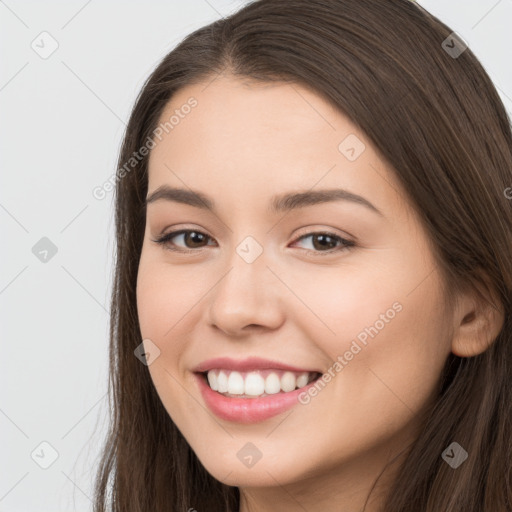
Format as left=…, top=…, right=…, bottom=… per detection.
left=151, top=229, right=355, bottom=256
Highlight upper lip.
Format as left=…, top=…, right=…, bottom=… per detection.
left=193, top=356, right=321, bottom=374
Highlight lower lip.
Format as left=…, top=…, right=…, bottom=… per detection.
left=194, top=372, right=319, bottom=424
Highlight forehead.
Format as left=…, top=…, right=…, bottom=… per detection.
left=151, top=75, right=344, bottom=162
left=146, top=75, right=409, bottom=219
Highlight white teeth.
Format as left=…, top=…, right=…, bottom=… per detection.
left=296, top=373, right=309, bottom=388
left=244, top=372, right=266, bottom=396
left=217, top=370, right=229, bottom=393
left=207, top=371, right=218, bottom=391
left=205, top=369, right=316, bottom=397
left=227, top=371, right=245, bottom=394
left=280, top=371, right=296, bottom=392
left=264, top=373, right=281, bottom=395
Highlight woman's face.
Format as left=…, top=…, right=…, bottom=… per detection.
left=136, top=74, right=455, bottom=502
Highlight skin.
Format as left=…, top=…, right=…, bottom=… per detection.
left=136, top=73, right=502, bottom=511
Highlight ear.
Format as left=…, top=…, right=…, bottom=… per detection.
left=451, top=278, right=505, bottom=358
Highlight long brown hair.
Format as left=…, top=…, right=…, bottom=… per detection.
left=93, top=1, right=512, bottom=510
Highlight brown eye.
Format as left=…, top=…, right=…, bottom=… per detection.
left=152, top=229, right=355, bottom=256
left=180, top=231, right=209, bottom=248
left=152, top=229, right=214, bottom=252
left=311, top=233, right=338, bottom=251
left=291, top=232, right=355, bottom=255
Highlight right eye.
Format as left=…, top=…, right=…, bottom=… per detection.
left=151, top=229, right=216, bottom=253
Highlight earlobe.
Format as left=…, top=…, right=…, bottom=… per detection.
left=450, top=281, right=505, bottom=358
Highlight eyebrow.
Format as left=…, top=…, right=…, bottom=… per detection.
left=145, top=185, right=383, bottom=217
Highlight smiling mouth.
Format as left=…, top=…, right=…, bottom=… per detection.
left=198, top=369, right=322, bottom=398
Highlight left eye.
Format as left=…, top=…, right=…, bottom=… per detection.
left=152, top=229, right=355, bottom=255
left=292, top=232, right=355, bottom=253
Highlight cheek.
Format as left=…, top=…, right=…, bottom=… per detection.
left=136, top=262, right=190, bottom=407
left=136, top=257, right=205, bottom=343
left=136, top=260, right=199, bottom=428
left=304, top=245, right=449, bottom=362
left=296, top=257, right=451, bottom=411
left=284, top=259, right=408, bottom=356
left=135, top=254, right=216, bottom=400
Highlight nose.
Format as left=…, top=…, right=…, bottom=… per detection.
left=207, top=244, right=285, bottom=337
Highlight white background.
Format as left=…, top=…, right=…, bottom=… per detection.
left=1, top=1, right=511, bottom=510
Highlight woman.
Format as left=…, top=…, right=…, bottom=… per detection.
left=93, top=0, right=512, bottom=510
